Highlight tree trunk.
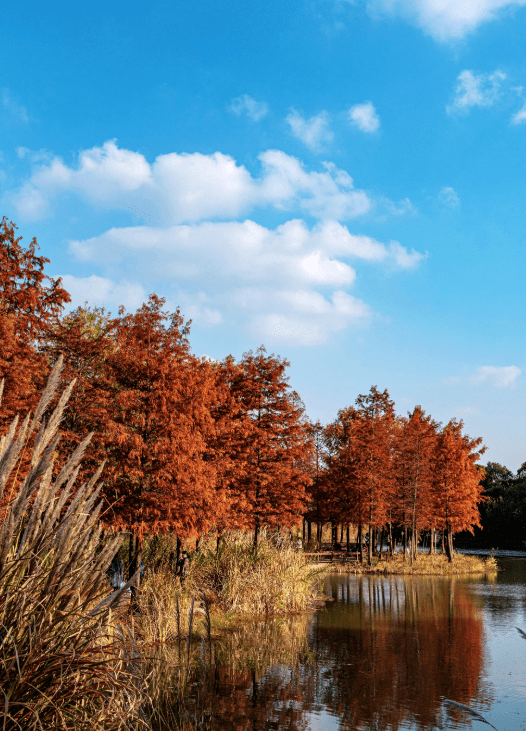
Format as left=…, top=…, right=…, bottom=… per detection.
left=130, top=535, right=142, bottom=603
left=346, top=524, right=350, bottom=552
left=379, top=527, right=384, bottom=559
left=195, top=537, right=200, bottom=553
left=176, top=536, right=182, bottom=566
left=413, top=528, right=419, bottom=562
left=403, top=526, right=407, bottom=561
left=254, top=517, right=260, bottom=551
left=307, top=520, right=312, bottom=543
left=429, top=527, right=435, bottom=555
left=340, top=524, right=344, bottom=543
left=128, top=534, right=135, bottom=580
left=302, top=519, right=306, bottom=543
left=368, top=524, right=373, bottom=566
left=358, top=523, right=364, bottom=563
left=445, top=524, right=454, bottom=563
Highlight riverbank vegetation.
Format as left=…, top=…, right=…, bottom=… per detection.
left=1, top=218, right=489, bottom=576
left=317, top=552, right=497, bottom=575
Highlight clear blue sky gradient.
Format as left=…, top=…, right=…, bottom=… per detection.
left=2, top=0, right=526, bottom=469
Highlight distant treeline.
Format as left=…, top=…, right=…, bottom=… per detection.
left=1, top=217, right=487, bottom=569
left=456, top=462, right=526, bottom=550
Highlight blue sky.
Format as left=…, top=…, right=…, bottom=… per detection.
left=2, top=0, right=526, bottom=469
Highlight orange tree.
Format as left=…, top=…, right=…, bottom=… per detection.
left=323, top=406, right=369, bottom=557
left=51, top=296, right=220, bottom=580
left=0, top=218, right=69, bottom=428
left=430, top=420, right=486, bottom=561
left=353, top=387, right=396, bottom=565
left=303, top=420, right=331, bottom=546
left=226, top=347, right=312, bottom=549
left=393, top=407, right=439, bottom=561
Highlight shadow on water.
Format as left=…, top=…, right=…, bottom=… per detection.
left=199, top=573, right=494, bottom=731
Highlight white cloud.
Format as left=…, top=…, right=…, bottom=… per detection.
left=380, top=196, right=416, bottom=216
left=511, top=102, right=526, bottom=124
left=2, top=89, right=29, bottom=123
left=67, top=218, right=422, bottom=344
left=362, top=0, right=526, bottom=41
left=228, top=94, right=269, bottom=121
left=7, top=140, right=425, bottom=345
left=286, top=110, right=333, bottom=151
left=251, top=290, right=372, bottom=345
left=439, top=186, right=460, bottom=207
left=348, top=102, right=380, bottom=133
left=60, top=274, right=147, bottom=312
left=469, top=365, right=521, bottom=387
left=447, top=70, right=506, bottom=114
left=7, top=140, right=371, bottom=223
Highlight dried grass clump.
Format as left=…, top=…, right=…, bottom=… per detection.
left=0, top=358, right=143, bottom=731
left=189, top=530, right=325, bottom=616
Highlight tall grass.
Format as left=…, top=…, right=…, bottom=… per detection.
left=189, top=530, right=325, bottom=616
left=0, top=358, right=143, bottom=731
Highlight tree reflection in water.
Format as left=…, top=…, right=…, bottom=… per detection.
left=209, top=575, right=491, bottom=731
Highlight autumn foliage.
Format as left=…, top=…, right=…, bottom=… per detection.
left=1, top=220, right=486, bottom=565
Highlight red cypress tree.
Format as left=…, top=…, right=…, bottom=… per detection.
left=0, top=218, right=69, bottom=427
left=393, top=407, right=439, bottom=561
left=227, top=347, right=312, bottom=548
left=353, top=387, right=396, bottom=565
left=303, top=420, right=331, bottom=546
left=430, top=421, right=486, bottom=561
left=51, top=296, right=219, bottom=581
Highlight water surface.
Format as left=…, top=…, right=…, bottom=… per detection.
left=210, top=559, right=526, bottom=731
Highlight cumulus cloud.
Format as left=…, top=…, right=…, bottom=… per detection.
left=447, top=70, right=506, bottom=114
left=60, top=274, right=147, bottom=312
left=228, top=94, right=269, bottom=121
left=251, top=290, right=372, bottom=345
left=66, top=218, right=423, bottom=344
left=512, top=102, right=526, bottom=124
left=469, top=365, right=521, bottom=387
left=439, top=186, right=460, bottom=207
left=362, top=0, right=526, bottom=41
left=286, top=110, right=333, bottom=151
left=348, top=102, right=380, bottom=133
left=2, top=89, right=29, bottom=123
left=7, top=140, right=425, bottom=345
left=7, top=140, right=371, bottom=223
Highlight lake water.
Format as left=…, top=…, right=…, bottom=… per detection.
left=209, top=558, right=526, bottom=731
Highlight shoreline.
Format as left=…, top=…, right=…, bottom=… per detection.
left=306, top=552, right=498, bottom=576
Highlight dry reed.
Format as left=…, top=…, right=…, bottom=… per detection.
left=189, top=530, right=325, bottom=616
left=0, top=358, right=144, bottom=731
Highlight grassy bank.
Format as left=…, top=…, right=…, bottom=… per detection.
left=136, top=530, right=325, bottom=641
left=311, top=552, right=498, bottom=575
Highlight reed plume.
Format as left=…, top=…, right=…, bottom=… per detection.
left=0, top=357, right=143, bottom=731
